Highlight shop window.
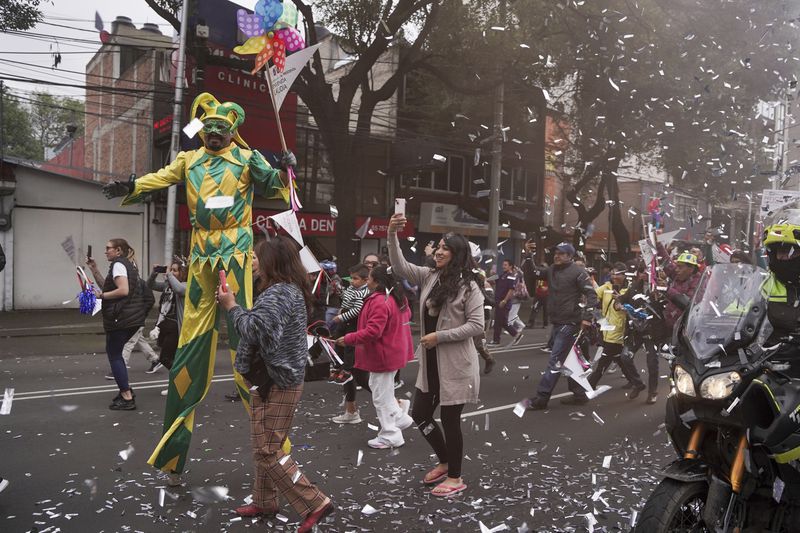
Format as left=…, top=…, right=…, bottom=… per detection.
left=401, top=155, right=464, bottom=194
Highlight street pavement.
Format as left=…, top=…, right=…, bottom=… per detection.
left=0, top=315, right=675, bottom=532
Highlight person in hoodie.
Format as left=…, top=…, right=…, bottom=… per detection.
left=336, top=265, right=415, bottom=449
left=527, top=242, right=600, bottom=410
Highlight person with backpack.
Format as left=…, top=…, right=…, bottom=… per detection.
left=488, top=259, right=525, bottom=346
left=86, top=238, right=149, bottom=411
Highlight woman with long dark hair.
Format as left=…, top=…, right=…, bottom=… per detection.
left=387, top=215, right=485, bottom=497
left=217, top=236, right=333, bottom=532
left=86, top=238, right=148, bottom=411
left=336, top=265, right=414, bottom=448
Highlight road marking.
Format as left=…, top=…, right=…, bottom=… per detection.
left=13, top=375, right=237, bottom=401
left=12, top=343, right=552, bottom=402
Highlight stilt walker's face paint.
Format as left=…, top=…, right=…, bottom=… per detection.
left=202, top=120, right=234, bottom=151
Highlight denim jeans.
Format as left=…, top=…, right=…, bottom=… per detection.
left=106, top=327, right=138, bottom=392
left=535, top=324, right=588, bottom=400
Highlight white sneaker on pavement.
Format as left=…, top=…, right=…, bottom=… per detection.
left=145, top=362, right=163, bottom=374
left=368, top=437, right=402, bottom=449
left=331, top=411, right=362, bottom=424
left=161, top=389, right=168, bottom=396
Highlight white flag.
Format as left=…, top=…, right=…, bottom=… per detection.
left=299, top=246, right=321, bottom=273
left=269, top=44, right=321, bottom=112
left=269, top=209, right=304, bottom=247
left=354, top=217, right=372, bottom=239
left=562, top=342, right=611, bottom=399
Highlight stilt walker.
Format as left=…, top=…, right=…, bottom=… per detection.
left=102, top=93, right=297, bottom=477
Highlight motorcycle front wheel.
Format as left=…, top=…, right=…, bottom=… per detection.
left=634, top=478, right=709, bottom=532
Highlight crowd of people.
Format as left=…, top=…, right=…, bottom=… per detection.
left=71, top=90, right=774, bottom=530
left=84, top=215, right=743, bottom=528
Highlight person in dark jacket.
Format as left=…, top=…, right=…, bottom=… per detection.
left=86, top=238, right=147, bottom=411
left=218, top=236, right=333, bottom=531
left=527, top=242, right=600, bottom=410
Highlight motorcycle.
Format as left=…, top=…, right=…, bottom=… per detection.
left=635, top=263, right=800, bottom=532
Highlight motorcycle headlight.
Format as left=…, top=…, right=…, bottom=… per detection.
left=699, top=372, right=741, bottom=400
left=674, top=365, right=696, bottom=397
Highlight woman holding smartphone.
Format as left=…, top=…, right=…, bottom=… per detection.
left=86, top=238, right=148, bottom=411
left=217, top=236, right=333, bottom=532
left=387, top=214, right=484, bottom=497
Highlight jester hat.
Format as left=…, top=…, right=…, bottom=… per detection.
left=190, top=92, right=249, bottom=149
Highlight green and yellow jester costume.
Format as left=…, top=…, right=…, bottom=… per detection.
left=119, top=93, right=292, bottom=474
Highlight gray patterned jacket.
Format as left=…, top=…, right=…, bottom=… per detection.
left=231, top=282, right=308, bottom=388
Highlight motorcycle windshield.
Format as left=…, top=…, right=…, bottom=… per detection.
left=682, top=263, right=769, bottom=361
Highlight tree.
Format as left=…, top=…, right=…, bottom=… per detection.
left=29, top=92, right=85, bottom=159
left=0, top=0, right=44, bottom=31
left=1, top=91, right=41, bottom=161
left=145, top=0, right=469, bottom=261
left=520, top=0, right=798, bottom=254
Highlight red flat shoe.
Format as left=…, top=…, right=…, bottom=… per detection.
left=234, top=503, right=278, bottom=518
left=298, top=501, right=334, bottom=533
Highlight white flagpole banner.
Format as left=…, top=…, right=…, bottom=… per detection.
left=355, top=217, right=372, bottom=239
left=269, top=209, right=304, bottom=247
left=299, top=246, right=321, bottom=274
left=269, top=43, right=321, bottom=112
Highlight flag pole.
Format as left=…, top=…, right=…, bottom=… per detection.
left=264, top=66, right=288, bottom=153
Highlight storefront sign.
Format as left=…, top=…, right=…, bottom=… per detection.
left=418, top=202, right=510, bottom=238
left=178, top=205, right=414, bottom=238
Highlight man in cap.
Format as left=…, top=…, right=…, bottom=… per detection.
left=527, top=242, right=601, bottom=410
left=102, top=92, right=297, bottom=480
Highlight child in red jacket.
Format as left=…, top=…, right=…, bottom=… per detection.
left=337, top=265, right=415, bottom=448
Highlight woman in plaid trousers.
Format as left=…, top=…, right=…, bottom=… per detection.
left=217, top=236, right=333, bottom=532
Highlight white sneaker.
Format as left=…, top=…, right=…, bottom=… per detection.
left=512, top=332, right=525, bottom=346
left=607, top=362, right=619, bottom=374
left=368, top=437, right=403, bottom=449
left=160, top=389, right=168, bottom=396
left=331, top=411, right=362, bottom=424
left=398, top=399, right=411, bottom=417
left=394, top=379, right=404, bottom=390
left=397, top=414, right=414, bottom=431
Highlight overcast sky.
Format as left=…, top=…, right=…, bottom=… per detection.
left=1, top=0, right=249, bottom=100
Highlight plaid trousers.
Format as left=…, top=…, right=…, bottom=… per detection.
left=250, top=384, right=327, bottom=516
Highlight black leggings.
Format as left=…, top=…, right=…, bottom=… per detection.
left=411, top=388, right=465, bottom=479
left=343, top=368, right=371, bottom=402
left=156, top=319, right=179, bottom=370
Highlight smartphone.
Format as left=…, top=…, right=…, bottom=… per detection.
left=394, top=198, right=406, bottom=216
left=218, top=270, right=228, bottom=292
left=87, top=245, right=92, bottom=259
left=154, top=265, right=168, bottom=273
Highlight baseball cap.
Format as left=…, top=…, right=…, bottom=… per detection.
left=555, top=242, right=576, bottom=256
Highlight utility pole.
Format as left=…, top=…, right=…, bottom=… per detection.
left=487, top=0, right=506, bottom=265
left=487, top=83, right=504, bottom=264
left=163, top=0, right=190, bottom=264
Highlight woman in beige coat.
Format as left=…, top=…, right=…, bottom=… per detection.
left=387, top=214, right=485, bottom=497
